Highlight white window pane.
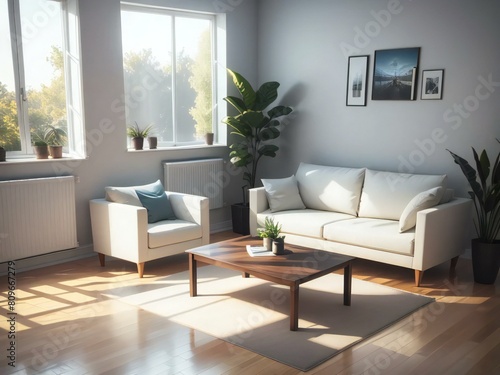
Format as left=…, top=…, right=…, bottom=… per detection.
left=0, top=0, right=21, bottom=151
left=20, top=0, right=67, bottom=147
left=121, top=9, right=173, bottom=143
left=175, top=17, right=213, bottom=142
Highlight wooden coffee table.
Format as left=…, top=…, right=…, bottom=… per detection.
left=186, top=236, right=354, bottom=331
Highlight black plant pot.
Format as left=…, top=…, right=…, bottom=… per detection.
left=231, top=203, right=250, bottom=235
left=471, top=239, right=500, bottom=284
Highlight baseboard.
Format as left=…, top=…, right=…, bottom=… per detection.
left=0, top=244, right=95, bottom=275
left=211, top=220, right=233, bottom=233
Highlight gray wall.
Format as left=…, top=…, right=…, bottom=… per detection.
left=256, top=0, right=500, bottom=203
left=0, top=0, right=258, bottom=254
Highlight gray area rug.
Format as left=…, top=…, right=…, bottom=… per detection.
left=116, top=266, right=434, bottom=371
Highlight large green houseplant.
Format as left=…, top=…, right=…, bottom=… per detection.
left=448, top=139, right=500, bottom=284
left=223, top=69, right=293, bottom=234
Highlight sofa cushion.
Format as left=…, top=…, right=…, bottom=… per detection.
left=261, top=175, right=305, bottom=212
left=148, top=220, right=201, bottom=249
left=323, top=218, right=415, bottom=256
left=295, top=163, right=366, bottom=215
left=257, top=209, right=355, bottom=239
left=358, top=169, right=447, bottom=220
left=399, top=187, right=444, bottom=232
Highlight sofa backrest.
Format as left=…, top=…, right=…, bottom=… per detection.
left=358, top=169, right=448, bottom=220
left=295, top=162, right=366, bottom=215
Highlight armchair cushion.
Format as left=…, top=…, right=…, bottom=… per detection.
left=105, top=179, right=165, bottom=207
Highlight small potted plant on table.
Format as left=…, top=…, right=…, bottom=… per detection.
left=258, top=217, right=285, bottom=255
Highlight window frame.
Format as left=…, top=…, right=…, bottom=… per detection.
left=120, top=2, right=224, bottom=149
left=3, top=0, right=85, bottom=160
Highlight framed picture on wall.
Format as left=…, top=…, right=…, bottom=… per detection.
left=421, top=69, right=444, bottom=100
left=372, top=47, right=420, bottom=100
left=346, top=55, right=369, bottom=106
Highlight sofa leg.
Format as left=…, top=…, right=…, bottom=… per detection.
left=137, top=262, right=145, bottom=278
left=415, top=270, right=423, bottom=287
left=98, top=253, right=105, bottom=267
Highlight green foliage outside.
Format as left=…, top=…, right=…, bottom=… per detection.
left=0, top=46, right=67, bottom=151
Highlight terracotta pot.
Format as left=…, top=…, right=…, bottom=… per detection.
left=205, top=132, right=214, bottom=145
left=34, top=145, right=49, bottom=159
left=132, top=137, right=144, bottom=150
left=0, top=146, right=5, bottom=162
left=148, top=136, right=157, bottom=149
left=49, top=145, right=63, bottom=158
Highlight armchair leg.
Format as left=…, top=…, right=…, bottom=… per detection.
left=137, top=262, right=145, bottom=278
left=450, top=256, right=459, bottom=273
left=415, top=270, right=423, bottom=287
left=98, top=253, right=105, bottom=267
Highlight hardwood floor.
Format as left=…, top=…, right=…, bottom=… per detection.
left=1, top=231, right=498, bottom=374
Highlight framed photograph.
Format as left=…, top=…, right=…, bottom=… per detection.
left=372, top=47, right=420, bottom=100
left=421, top=69, right=444, bottom=100
left=346, top=55, right=369, bottom=106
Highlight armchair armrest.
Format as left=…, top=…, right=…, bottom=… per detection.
left=249, top=187, right=269, bottom=236
left=413, top=197, right=473, bottom=270
left=89, top=198, right=148, bottom=263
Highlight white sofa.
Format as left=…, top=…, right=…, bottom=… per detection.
left=250, top=162, right=473, bottom=286
left=90, top=180, right=209, bottom=277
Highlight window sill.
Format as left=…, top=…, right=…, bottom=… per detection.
left=126, top=143, right=226, bottom=152
left=0, top=155, right=87, bottom=165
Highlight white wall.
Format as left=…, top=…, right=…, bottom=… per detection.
left=0, top=0, right=258, bottom=255
left=256, top=0, right=500, bottom=202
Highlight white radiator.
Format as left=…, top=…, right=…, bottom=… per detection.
left=164, top=159, right=224, bottom=209
left=0, top=176, right=78, bottom=262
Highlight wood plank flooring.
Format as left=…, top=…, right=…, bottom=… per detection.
left=1, top=231, right=498, bottom=374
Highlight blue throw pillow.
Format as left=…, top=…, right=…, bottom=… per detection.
left=135, top=181, right=176, bottom=223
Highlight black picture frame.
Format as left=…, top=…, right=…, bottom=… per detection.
left=372, top=47, right=420, bottom=100
left=421, top=69, right=444, bottom=100
left=346, top=55, right=369, bottom=106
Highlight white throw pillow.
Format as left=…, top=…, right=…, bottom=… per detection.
left=399, top=187, right=444, bottom=232
left=261, top=175, right=306, bottom=212
left=105, top=180, right=164, bottom=207
left=295, top=163, right=366, bottom=215
left=358, top=169, right=447, bottom=220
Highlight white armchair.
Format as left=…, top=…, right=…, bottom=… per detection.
left=90, top=191, right=209, bottom=277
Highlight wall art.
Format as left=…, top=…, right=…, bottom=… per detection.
left=346, top=55, right=369, bottom=106
left=372, top=47, right=420, bottom=100
left=421, top=69, right=444, bottom=100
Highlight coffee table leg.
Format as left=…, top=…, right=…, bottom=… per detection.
left=189, top=254, right=197, bottom=297
left=290, top=284, right=299, bottom=331
left=344, top=262, right=352, bottom=306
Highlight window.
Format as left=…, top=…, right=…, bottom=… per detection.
left=0, top=0, right=84, bottom=158
left=120, top=4, right=224, bottom=148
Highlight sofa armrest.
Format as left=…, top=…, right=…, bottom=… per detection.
left=89, top=198, right=148, bottom=263
left=249, top=187, right=269, bottom=236
left=166, top=192, right=210, bottom=245
left=413, top=197, right=473, bottom=271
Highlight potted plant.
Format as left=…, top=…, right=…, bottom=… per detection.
left=31, top=127, right=50, bottom=159
left=448, top=139, right=500, bottom=284
left=257, top=217, right=285, bottom=254
left=45, top=122, right=67, bottom=159
left=127, top=121, right=154, bottom=150
left=223, top=69, right=293, bottom=234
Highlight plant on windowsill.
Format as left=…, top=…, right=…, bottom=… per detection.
left=31, top=128, right=50, bottom=160
left=45, top=122, right=67, bottom=159
left=222, top=69, right=293, bottom=235
left=257, top=217, right=285, bottom=254
left=447, top=138, right=500, bottom=284
left=127, top=121, right=154, bottom=150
